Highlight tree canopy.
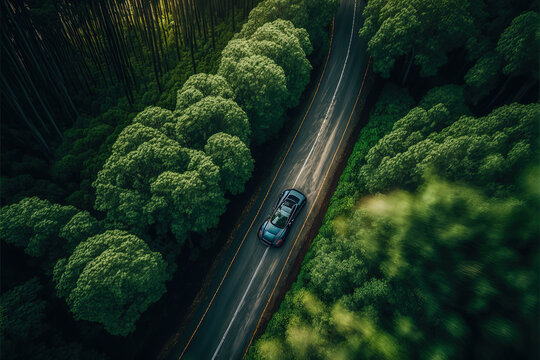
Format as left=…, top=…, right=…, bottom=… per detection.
left=0, top=197, right=101, bottom=269
left=174, top=96, right=251, bottom=149
left=53, top=230, right=168, bottom=336
left=59, top=211, right=103, bottom=247
left=204, top=132, right=255, bottom=195
left=175, top=73, right=234, bottom=112
left=464, top=51, right=503, bottom=104
left=247, top=20, right=313, bottom=107
left=236, top=0, right=338, bottom=56
left=91, top=96, right=255, bottom=243
left=359, top=0, right=476, bottom=77
left=0, top=0, right=340, bottom=357
left=219, top=54, right=288, bottom=143
left=250, top=178, right=539, bottom=359
left=496, top=11, right=540, bottom=77
left=358, top=102, right=539, bottom=195
left=219, top=19, right=313, bottom=143
left=0, top=278, right=47, bottom=357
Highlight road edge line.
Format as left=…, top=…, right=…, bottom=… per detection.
left=242, top=56, right=373, bottom=359
left=177, top=18, right=336, bottom=360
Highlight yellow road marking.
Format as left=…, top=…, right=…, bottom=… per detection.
left=242, top=57, right=373, bottom=359
left=177, top=18, right=336, bottom=360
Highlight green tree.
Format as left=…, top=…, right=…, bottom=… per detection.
left=359, top=102, right=539, bottom=194
left=131, top=106, right=175, bottom=131
left=0, top=197, right=79, bottom=262
left=175, top=73, right=234, bottom=112
left=496, top=11, right=540, bottom=77
left=376, top=180, right=538, bottom=359
left=222, top=19, right=312, bottom=110
left=59, top=211, right=103, bottom=249
left=174, top=96, right=251, bottom=149
left=250, top=178, right=539, bottom=360
left=93, top=106, right=231, bottom=243
left=236, top=0, right=308, bottom=40
left=0, top=278, right=47, bottom=358
left=248, top=20, right=312, bottom=107
left=236, top=0, right=338, bottom=56
left=327, top=84, right=414, bottom=218
left=93, top=123, right=192, bottom=235
left=147, top=152, right=228, bottom=240
left=464, top=51, right=502, bottom=104
left=53, top=230, right=168, bottom=336
left=218, top=55, right=288, bottom=144
left=359, top=0, right=475, bottom=77
left=204, top=132, right=255, bottom=195
left=417, top=84, right=470, bottom=119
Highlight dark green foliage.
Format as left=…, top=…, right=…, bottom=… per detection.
left=0, top=197, right=105, bottom=273
left=0, top=174, right=67, bottom=206
left=359, top=0, right=475, bottom=77
left=464, top=51, right=502, bottom=103
left=59, top=211, right=104, bottom=249
left=219, top=19, right=313, bottom=143
left=359, top=102, right=539, bottom=194
left=236, top=0, right=338, bottom=57
left=205, top=132, right=255, bottom=195
left=0, top=197, right=77, bottom=259
left=53, top=230, right=168, bottom=336
left=326, top=84, right=414, bottom=219
left=250, top=179, right=539, bottom=359
left=175, top=96, right=251, bottom=149
left=417, top=84, right=470, bottom=118
left=496, top=11, right=540, bottom=77
left=0, top=278, right=47, bottom=357
left=0, top=277, right=108, bottom=360
left=462, top=6, right=539, bottom=105
left=51, top=111, right=136, bottom=210
left=52, top=124, right=114, bottom=183
left=175, top=73, right=234, bottom=112
left=92, top=105, right=233, bottom=243
left=247, top=20, right=313, bottom=107
left=219, top=54, right=288, bottom=144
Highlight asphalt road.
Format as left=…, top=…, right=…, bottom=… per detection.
left=171, top=0, right=369, bottom=358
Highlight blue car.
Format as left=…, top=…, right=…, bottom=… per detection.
left=258, top=189, right=306, bottom=247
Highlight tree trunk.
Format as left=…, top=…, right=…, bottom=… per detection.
left=486, top=76, right=512, bottom=110
left=512, top=78, right=537, bottom=103
left=401, top=49, right=414, bottom=86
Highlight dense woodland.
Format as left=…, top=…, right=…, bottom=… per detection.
left=2, top=0, right=538, bottom=359
left=249, top=0, right=539, bottom=359
left=1, top=0, right=338, bottom=358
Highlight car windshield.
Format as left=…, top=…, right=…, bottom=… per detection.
left=288, top=195, right=300, bottom=203
left=271, top=201, right=294, bottom=228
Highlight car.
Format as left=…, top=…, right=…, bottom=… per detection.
left=258, top=189, right=306, bottom=247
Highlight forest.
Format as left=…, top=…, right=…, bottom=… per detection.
left=1, top=0, right=338, bottom=358
left=248, top=0, right=539, bottom=359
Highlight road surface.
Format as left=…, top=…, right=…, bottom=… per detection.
left=170, top=0, right=369, bottom=358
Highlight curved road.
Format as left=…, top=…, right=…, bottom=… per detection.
left=169, top=0, right=369, bottom=358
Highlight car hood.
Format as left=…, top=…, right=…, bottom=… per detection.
left=261, top=221, right=285, bottom=242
